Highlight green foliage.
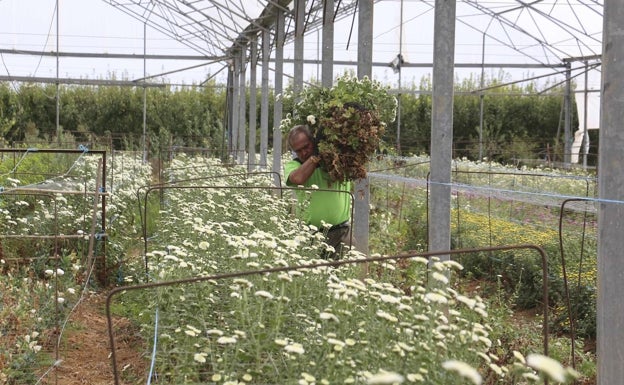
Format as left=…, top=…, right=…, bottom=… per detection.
left=283, top=75, right=397, bottom=131
left=281, top=75, right=397, bottom=181
left=458, top=81, right=570, bottom=163
left=393, top=91, right=432, bottom=154
left=2, top=70, right=571, bottom=166
left=384, top=73, right=573, bottom=162
left=0, top=82, right=226, bottom=156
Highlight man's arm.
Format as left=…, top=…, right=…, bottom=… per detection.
left=287, top=156, right=321, bottom=185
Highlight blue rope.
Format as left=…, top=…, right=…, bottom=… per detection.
left=146, top=307, right=160, bottom=385
left=61, top=144, right=90, bottom=177
left=1, top=145, right=93, bottom=190
left=368, top=172, right=624, bottom=206
left=0, top=148, right=38, bottom=179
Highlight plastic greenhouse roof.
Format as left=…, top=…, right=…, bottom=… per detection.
left=101, top=0, right=603, bottom=66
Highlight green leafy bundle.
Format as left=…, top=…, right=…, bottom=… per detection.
left=282, top=75, right=397, bottom=182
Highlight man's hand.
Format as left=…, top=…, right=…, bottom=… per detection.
left=309, top=155, right=321, bottom=166
left=288, top=155, right=321, bottom=185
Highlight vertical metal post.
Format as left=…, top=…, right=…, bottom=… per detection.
left=100, top=152, right=108, bottom=285
left=260, top=30, right=270, bottom=168
left=272, top=9, right=285, bottom=183
left=428, top=0, right=456, bottom=258
left=231, top=56, right=240, bottom=160
left=238, top=47, right=247, bottom=165
left=582, top=60, right=589, bottom=169
left=316, top=30, right=320, bottom=81
left=142, top=22, right=148, bottom=163
left=355, top=0, right=374, bottom=255
left=564, top=62, right=572, bottom=166
left=396, top=0, right=403, bottom=155
left=224, top=64, right=234, bottom=158
left=322, top=0, right=334, bottom=88
left=249, top=40, right=257, bottom=171
left=294, top=0, right=305, bottom=95
left=598, top=0, right=624, bottom=383
left=55, top=0, right=60, bottom=145
left=479, top=32, right=485, bottom=161
left=396, top=70, right=402, bottom=154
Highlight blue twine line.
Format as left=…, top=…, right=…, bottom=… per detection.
left=0, top=148, right=38, bottom=179
left=147, top=307, right=159, bottom=385
left=368, top=172, right=624, bottom=206
left=444, top=181, right=624, bottom=206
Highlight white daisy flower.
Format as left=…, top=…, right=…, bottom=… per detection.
left=216, top=336, right=237, bottom=344
left=254, top=290, right=274, bottom=300
left=366, top=371, right=405, bottom=384
left=284, top=343, right=305, bottom=354
left=526, top=354, right=566, bottom=383
left=441, top=360, right=482, bottom=385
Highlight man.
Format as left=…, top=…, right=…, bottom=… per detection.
left=284, top=124, right=353, bottom=259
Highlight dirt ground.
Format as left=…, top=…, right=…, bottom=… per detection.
left=46, top=292, right=147, bottom=385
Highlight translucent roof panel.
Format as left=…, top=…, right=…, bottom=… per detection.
left=0, top=0, right=604, bottom=87
left=99, top=0, right=602, bottom=83
left=456, top=0, right=603, bottom=66
left=102, top=0, right=271, bottom=58
left=101, top=0, right=602, bottom=63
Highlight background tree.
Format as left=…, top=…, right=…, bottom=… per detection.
left=0, top=73, right=576, bottom=166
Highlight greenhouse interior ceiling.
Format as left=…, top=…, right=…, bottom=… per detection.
left=0, top=0, right=604, bottom=90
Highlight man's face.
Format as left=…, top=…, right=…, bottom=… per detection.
left=290, top=132, right=314, bottom=161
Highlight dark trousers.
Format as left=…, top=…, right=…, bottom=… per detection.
left=321, top=221, right=351, bottom=260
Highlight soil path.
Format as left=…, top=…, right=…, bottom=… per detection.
left=50, top=292, right=146, bottom=385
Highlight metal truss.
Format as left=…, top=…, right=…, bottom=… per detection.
left=101, top=0, right=366, bottom=59
left=100, top=0, right=603, bottom=67
left=456, top=0, right=603, bottom=65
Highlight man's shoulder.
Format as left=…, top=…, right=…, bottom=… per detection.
left=283, top=158, right=303, bottom=186
left=284, top=158, right=302, bottom=173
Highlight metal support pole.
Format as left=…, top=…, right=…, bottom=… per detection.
left=479, top=32, right=485, bottom=161
left=428, top=0, right=456, bottom=258
left=55, top=0, right=60, bottom=145
left=294, top=0, right=305, bottom=96
left=322, top=0, right=334, bottom=88
left=354, top=0, right=374, bottom=255
left=231, top=57, right=240, bottom=160
left=598, top=0, right=624, bottom=383
left=396, top=0, right=404, bottom=155
left=564, top=62, right=572, bottom=166
left=142, top=22, right=148, bottom=163
left=260, top=30, right=270, bottom=168
left=224, top=65, right=234, bottom=158
left=248, top=40, right=257, bottom=171
left=238, top=47, right=247, bottom=165
left=582, top=61, right=589, bottom=169
left=272, top=9, right=285, bottom=184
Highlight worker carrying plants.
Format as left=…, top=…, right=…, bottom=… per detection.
left=284, top=124, right=353, bottom=259
left=281, top=76, right=397, bottom=259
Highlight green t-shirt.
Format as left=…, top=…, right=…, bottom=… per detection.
left=284, top=159, right=352, bottom=228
